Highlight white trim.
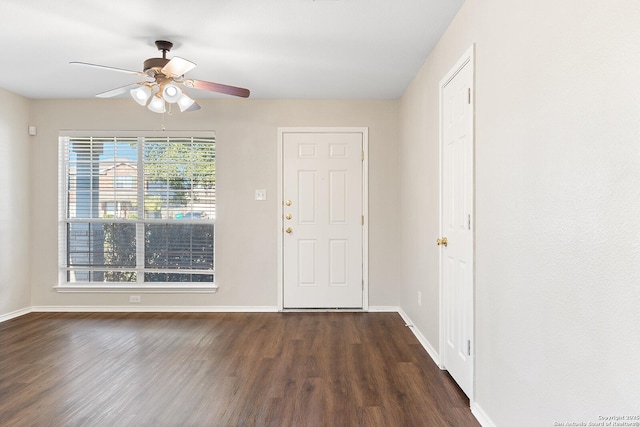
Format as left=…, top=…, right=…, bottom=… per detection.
left=367, top=305, right=401, bottom=312
left=58, top=131, right=217, bottom=290
left=282, top=309, right=364, bottom=313
left=58, top=138, right=67, bottom=286
left=471, top=402, right=497, bottom=427
left=369, top=306, right=441, bottom=366
left=0, top=307, right=32, bottom=323
left=31, top=305, right=279, bottom=313
left=53, top=285, right=218, bottom=293
left=59, top=130, right=217, bottom=138
left=361, top=128, right=369, bottom=310
left=277, top=127, right=369, bottom=310
left=277, top=130, right=284, bottom=310
left=438, top=43, right=476, bottom=399
left=394, top=307, right=441, bottom=367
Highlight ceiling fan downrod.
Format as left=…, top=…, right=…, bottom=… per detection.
left=155, top=40, right=173, bottom=59
left=143, top=40, right=174, bottom=75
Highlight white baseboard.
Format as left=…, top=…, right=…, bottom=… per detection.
left=0, top=307, right=32, bottom=323
left=394, top=307, right=441, bottom=367
left=31, top=306, right=279, bottom=313
left=369, top=306, right=441, bottom=367
left=471, top=402, right=497, bottom=427
left=367, top=305, right=401, bottom=312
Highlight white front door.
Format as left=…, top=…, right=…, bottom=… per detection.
left=440, top=47, right=475, bottom=398
left=280, top=129, right=365, bottom=309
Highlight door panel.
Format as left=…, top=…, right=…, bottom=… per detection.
left=441, top=54, right=474, bottom=398
left=283, top=131, right=363, bottom=308
left=329, top=239, right=348, bottom=286
left=298, top=171, right=316, bottom=223
left=298, top=240, right=317, bottom=286
left=329, top=171, right=348, bottom=223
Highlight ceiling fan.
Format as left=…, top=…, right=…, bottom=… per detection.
left=71, top=40, right=250, bottom=113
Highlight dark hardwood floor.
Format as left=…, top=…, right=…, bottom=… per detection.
left=0, top=312, right=479, bottom=427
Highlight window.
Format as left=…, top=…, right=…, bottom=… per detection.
left=58, top=132, right=216, bottom=290
left=115, top=176, right=136, bottom=188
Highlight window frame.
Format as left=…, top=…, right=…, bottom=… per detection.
left=56, top=130, right=218, bottom=293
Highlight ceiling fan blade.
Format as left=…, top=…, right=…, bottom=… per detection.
left=96, top=83, right=141, bottom=98
left=70, top=61, right=148, bottom=77
left=161, top=57, right=196, bottom=78
left=183, top=79, right=250, bottom=98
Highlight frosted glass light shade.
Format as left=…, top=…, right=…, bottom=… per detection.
left=130, top=86, right=152, bottom=106
left=177, top=92, right=196, bottom=112
left=147, top=95, right=166, bottom=113
left=162, top=84, right=182, bottom=103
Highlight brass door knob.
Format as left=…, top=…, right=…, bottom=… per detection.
left=285, top=214, right=292, bottom=220
left=285, top=227, right=293, bottom=234
left=437, top=237, right=448, bottom=247
left=285, top=200, right=292, bottom=206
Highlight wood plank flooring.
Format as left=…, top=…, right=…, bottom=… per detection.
left=0, top=312, right=479, bottom=427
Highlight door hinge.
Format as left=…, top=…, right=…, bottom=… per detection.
left=467, top=88, right=471, bottom=104
left=467, top=339, right=471, bottom=356
left=467, top=214, right=471, bottom=230
left=362, top=279, right=365, bottom=289
left=361, top=150, right=365, bottom=161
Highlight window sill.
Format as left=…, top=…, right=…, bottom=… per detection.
left=54, top=285, right=218, bottom=294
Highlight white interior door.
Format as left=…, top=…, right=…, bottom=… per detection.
left=281, top=130, right=365, bottom=309
left=440, top=47, right=475, bottom=398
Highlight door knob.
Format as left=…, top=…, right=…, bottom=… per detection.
left=285, top=200, right=292, bottom=206
left=437, top=237, right=448, bottom=247
left=285, top=227, right=293, bottom=234
left=285, top=214, right=292, bottom=220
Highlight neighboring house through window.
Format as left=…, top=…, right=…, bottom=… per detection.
left=58, top=131, right=216, bottom=289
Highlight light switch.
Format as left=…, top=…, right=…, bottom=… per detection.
left=255, top=189, right=267, bottom=201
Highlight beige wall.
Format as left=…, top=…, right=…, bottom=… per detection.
left=399, top=0, right=640, bottom=424
left=0, top=88, right=31, bottom=318
left=6, top=0, right=640, bottom=422
left=29, top=98, right=399, bottom=309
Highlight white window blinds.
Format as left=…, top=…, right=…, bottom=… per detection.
left=58, top=132, right=216, bottom=287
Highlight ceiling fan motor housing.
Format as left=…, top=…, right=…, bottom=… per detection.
left=143, top=57, right=170, bottom=75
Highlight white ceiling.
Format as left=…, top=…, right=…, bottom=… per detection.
left=0, top=0, right=464, bottom=100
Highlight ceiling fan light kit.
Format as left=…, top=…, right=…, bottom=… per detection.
left=147, top=95, right=166, bottom=114
left=131, top=85, right=152, bottom=106
left=71, top=40, right=250, bottom=113
left=162, top=84, right=181, bottom=103
left=177, top=92, right=198, bottom=112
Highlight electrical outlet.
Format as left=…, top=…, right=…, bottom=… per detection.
left=255, top=189, right=267, bottom=201
left=129, top=295, right=141, bottom=303
left=418, top=291, right=422, bottom=307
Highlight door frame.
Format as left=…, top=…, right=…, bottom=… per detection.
left=438, top=44, right=476, bottom=399
left=277, top=127, right=369, bottom=311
